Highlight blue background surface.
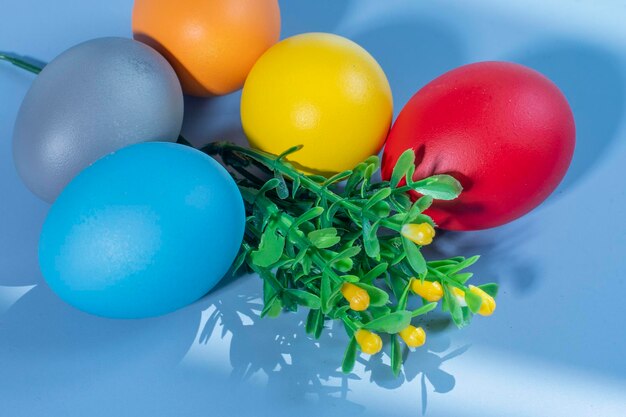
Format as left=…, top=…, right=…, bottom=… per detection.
left=1, top=1, right=625, bottom=416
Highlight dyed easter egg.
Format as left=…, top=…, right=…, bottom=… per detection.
left=132, top=0, right=281, bottom=96
left=13, top=37, right=184, bottom=203
left=382, top=61, right=575, bottom=230
left=38, top=142, right=245, bottom=318
left=241, top=33, right=393, bottom=175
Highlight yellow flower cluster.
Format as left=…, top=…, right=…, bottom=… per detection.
left=348, top=222, right=495, bottom=358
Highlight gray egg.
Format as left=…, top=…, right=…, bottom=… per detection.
left=12, top=37, right=184, bottom=202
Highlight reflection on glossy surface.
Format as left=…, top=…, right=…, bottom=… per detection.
left=0, top=284, right=36, bottom=315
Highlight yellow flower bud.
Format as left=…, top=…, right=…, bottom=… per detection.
left=469, top=285, right=496, bottom=316
left=399, top=325, right=426, bottom=348
left=401, top=223, right=436, bottom=246
left=355, top=329, right=382, bottom=355
left=451, top=286, right=467, bottom=306
left=341, top=283, right=370, bottom=311
left=411, top=279, right=444, bottom=302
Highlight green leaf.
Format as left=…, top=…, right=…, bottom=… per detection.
left=444, top=285, right=466, bottom=328
left=263, top=278, right=277, bottom=305
left=440, top=255, right=480, bottom=275
left=258, top=178, right=281, bottom=195
left=314, top=314, right=325, bottom=339
left=415, top=195, right=433, bottom=212
left=322, top=201, right=343, bottom=226
left=308, top=228, right=341, bottom=249
left=354, top=282, right=389, bottom=307
left=345, top=162, right=366, bottom=194
left=390, top=334, right=403, bottom=376
left=320, top=272, right=333, bottom=314
left=388, top=273, right=406, bottom=301
left=323, top=170, right=353, bottom=186
left=411, top=302, right=437, bottom=317
left=428, top=259, right=459, bottom=268
left=364, top=311, right=412, bottom=334
left=396, top=279, right=412, bottom=311
left=411, top=174, right=463, bottom=200
left=329, top=246, right=361, bottom=271
left=340, top=274, right=360, bottom=283
left=342, top=336, right=358, bottom=374
left=405, top=196, right=433, bottom=223
left=230, top=247, right=249, bottom=274
left=364, top=188, right=392, bottom=210
left=285, top=289, right=321, bottom=309
left=301, top=255, right=312, bottom=275
left=305, top=308, right=324, bottom=338
left=251, top=224, right=285, bottom=267
left=291, top=207, right=324, bottom=230
left=391, top=193, right=412, bottom=211
left=289, top=247, right=309, bottom=271
left=362, top=262, right=388, bottom=284
left=291, top=175, right=301, bottom=198
left=305, top=308, right=319, bottom=334
left=371, top=201, right=391, bottom=217
left=413, top=213, right=436, bottom=228
left=478, top=283, right=499, bottom=297
left=274, top=173, right=289, bottom=199
left=330, top=305, right=351, bottom=320
left=390, top=149, right=416, bottom=188
left=465, top=290, right=483, bottom=314
left=369, top=305, right=392, bottom=318
left=362, top=160, right=378, bottom=190
left=450, top=272, right=473, bottom=284
left=402, top=237, right=427, bottom=274
left=276, top=145, right=303, bottom=161
left=254, top=262, right=284, bottom=293
left=362, top=219, right=381, bottom=260
left=364, top=155, right=380, bottom=171
left=261, top=294, right=282, bottom=318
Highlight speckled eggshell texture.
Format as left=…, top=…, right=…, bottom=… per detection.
left=12, top=37, right=184, bottom=202
left=38, top=142, right=245, bottom=319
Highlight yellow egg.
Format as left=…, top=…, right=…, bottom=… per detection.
left=241, top=33, right=393, bottom=175
left=133, top=0, right=281, bottom=97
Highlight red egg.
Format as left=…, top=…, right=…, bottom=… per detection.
left=382, top=61, right=575, bottom=230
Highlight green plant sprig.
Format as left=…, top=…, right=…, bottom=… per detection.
left=205, top=141, right=499, bottom=376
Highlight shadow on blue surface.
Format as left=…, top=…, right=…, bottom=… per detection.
left=181, top=93, right=249, bottom=149
left=426, top=223, right=539, bottom=296
left=350, top=17, right=467, bottom=116
left=513, top=39, right=625, bottom=195
left=190, top=271, right=466, bottom=415
left=279, top=0, right=352, bottom=38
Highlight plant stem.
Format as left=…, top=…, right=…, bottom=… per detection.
left=0, top=54, right=42, bottom=74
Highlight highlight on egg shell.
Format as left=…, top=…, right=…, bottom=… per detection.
left=241, top=32, right=393, bottom=176
left=12, top=37, right=184, bottom=203
left=38, top=142, right=245, bottom=319
left=132, top=0, right=281, bottom=96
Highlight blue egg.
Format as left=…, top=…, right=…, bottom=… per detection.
left=38, top=142, right=245, bottom=318
left=13, top=37, right=184, bottom=202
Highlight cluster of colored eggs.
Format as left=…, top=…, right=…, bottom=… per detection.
left=11, top=0, right=575, bottom=319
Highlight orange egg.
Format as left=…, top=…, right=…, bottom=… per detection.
left=132, top=0, right=281, bottom=96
